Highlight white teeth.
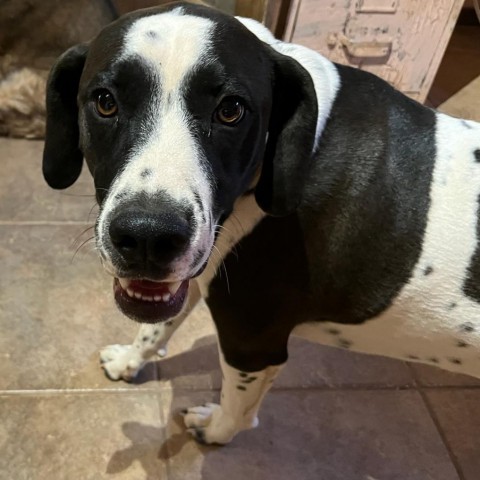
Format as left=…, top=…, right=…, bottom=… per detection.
left=121, top=279, right=184, bottom=303
left=168, top=281, right=182, bottom=295
left=118, top=278, right=131, bottom=290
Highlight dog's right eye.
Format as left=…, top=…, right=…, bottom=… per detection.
left=95, top=90, right=118, bottom=118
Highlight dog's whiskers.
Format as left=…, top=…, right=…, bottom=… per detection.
left=211, top=244, right=230, bottom=294
left=71, top=235, right=96, bottom=263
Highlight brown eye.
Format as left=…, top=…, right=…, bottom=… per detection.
left=215, top=97, right=245, bottom=125
left=95, top=90, right=117, bottom=117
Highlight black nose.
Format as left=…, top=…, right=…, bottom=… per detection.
left=109, top=209, right=192, bottom=268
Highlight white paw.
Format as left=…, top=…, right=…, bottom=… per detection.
left=99, top=344, right=144, bottom=381
left=182, top=403, right=258, bottom=445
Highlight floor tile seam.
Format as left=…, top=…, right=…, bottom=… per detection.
left=406, top=363, right=480, bottom=389
left=0, top=221, right=93, bottom=226
left=0, top=387, right=169, bottom=396
left=417, top=386, right=466, bottom=480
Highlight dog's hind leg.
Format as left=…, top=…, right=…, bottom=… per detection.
left=100, top=280, right=201, bottom=381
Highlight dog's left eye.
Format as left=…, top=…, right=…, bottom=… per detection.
left=95, top=90, right=118, bottom=117
left=214, top=97, right=245, bottom=125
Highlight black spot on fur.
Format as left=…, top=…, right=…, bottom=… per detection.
left=146, top=30, right=158, bottom=39
left=327, top=328, right=341, bottom=335
left=154, top=329, right=159, bottom=335
left=474, top=149, right=480, bottom=162
left=448, top=302, right=457, bottom=310
left=463, top=195, right=480, bottom=301
left=457, top=340, right=469, bottom=348
left=338, top=338, right=352, bottom=349
left=142, top=336, right=149, bottom=342
left=241, top=376, right=257, bottom=384
left=166, top=321, right=173, bottom=327
left=461, top=322, right=475, bottom=333
left=448, top=358, right=462, bottom=365
left=428, top=357, right=439, bottom=364
left=115, top=192, right=128, bottom=200
left=424, top=266, right=433, bottom=276
left=140, top=168, right=152, bottom=178
left=239, top=372, right=248, bottom=378
left=237, top=385, right=247, bottom=391
left=407, top=354, right=419, bottom=360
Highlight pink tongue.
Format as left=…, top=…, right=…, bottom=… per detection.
left=128, top=280, right=170, bottom=295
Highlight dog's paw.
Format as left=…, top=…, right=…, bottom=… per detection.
left=99, top=344, right=144, bottom=381
left=182, top=403, right=258, bottom=445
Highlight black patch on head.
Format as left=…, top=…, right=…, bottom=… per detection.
left=237, top=385, right=247, bottom=391
left=424, top=266, right=433, bottom=276
left=461, top=322, right=475, bottom=332
left=474, top=149, right=480, bottom=162
left=448, top=358, right=462, bottom=365
left=456, top=340, right=469, bottom=348
left=141, top=168, right=152, bottom=179
left=463, top=194, right=480, bottom=301
left=78, top=55, right=160, bottom=204
left=338, top=338, right=352, bottom=349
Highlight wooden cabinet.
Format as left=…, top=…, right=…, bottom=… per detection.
left=284, top=0, right=465, bottom=102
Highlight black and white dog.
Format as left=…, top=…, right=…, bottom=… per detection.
left=43, top=2, right=480, bottom=445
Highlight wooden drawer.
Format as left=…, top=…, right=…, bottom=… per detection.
left=285, top=0, right=464, bottom=102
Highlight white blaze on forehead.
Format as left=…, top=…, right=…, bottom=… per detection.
left=123, top=8, right=215, bottom=93
left=113, top=9, right=215, bottom=199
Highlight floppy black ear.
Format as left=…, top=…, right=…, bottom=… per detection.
left=255, top=50, right=318, bottom=216
left=42, top=44, right=88, bottom=189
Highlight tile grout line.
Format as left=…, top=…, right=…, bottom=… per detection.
left=2, top=383, right=480, bottom=396
left=0, top=221, right=92, bottom=226
left=408, top=364, right=466, bottom=480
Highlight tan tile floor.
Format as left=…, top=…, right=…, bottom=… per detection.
left=2, top=22, right=480, bottom=480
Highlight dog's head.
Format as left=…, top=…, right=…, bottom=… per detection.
left=42, top=2, right=318, bottom=323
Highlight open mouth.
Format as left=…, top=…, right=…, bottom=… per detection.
left=113, top=278, right=190, bottom=323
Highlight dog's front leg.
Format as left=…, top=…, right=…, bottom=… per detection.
left=100, top=281, right=201, bottom=381
left=183, top=351, right=285, bottom=445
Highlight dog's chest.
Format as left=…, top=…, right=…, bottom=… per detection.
left=295, top=114, right=480, bottom=377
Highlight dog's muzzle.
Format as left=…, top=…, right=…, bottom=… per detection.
left=105, top=206, right=198, bottom=323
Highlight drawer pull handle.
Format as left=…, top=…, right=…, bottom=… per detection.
left=338, top=34, right=392, bottom=58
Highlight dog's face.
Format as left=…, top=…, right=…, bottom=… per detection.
left=43, top=2, right=318, bottom=323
